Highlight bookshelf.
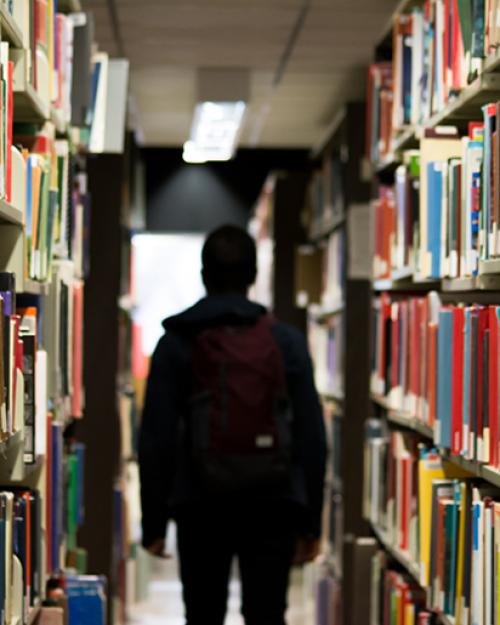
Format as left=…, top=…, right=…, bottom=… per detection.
left=297, top=102, right=377, bottom=625
left=0, top=5, right=24, bottom=49
left=0, top=3, right=129, bottom=625
left=0, top=199, right=23, bottom=226
left=365, top=3, right=500, bottom=625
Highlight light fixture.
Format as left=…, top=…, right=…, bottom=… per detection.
left=183, top=101, right=247, bottom=163
left=183, top=69, right=250, bottom=164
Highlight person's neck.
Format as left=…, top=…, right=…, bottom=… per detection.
left=206, top=289, right=248, bottom=298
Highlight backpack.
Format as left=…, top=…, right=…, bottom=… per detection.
left=188, top=314, right=292, bottom=494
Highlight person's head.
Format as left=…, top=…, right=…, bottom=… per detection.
left=201, top=225, right=257, bottom=295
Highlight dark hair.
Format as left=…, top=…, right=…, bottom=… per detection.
left=202, top=225, right=257, bottom=294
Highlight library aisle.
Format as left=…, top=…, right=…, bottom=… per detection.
left=128, top=557, right=314, bottom=625
left=10, top=1, right=500, bottom=625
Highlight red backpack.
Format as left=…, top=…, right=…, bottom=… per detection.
left=188, top=314, right=292, bottom=493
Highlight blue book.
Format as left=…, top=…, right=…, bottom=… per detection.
left=402, top=34, right=412, bottom=124
left=437, top=309, right=453, bottom=448
left=66, top=575, right=107, bottom=625
left=427, top=161, right=443, bottom=278
left=51, top=423, right=64, bottom=572
left=74, top=443, right=85, bottom=527
left=463, top=309, right=471, bottom=455
left=447, top=482, right=461, bottom=614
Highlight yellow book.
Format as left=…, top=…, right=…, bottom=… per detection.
left=418, top=451, right=470, bottom=588
left=454, top=481, right=468, bottom=625
left=405, top=603, right=415, bottom=625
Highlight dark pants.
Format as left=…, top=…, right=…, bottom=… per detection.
left=176, top=501, right=298, bottom=625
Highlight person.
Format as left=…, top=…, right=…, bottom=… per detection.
left=138, top=224, right=327, bottom=625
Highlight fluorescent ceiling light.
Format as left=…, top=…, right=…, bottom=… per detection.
left=183, top=101, right=246, bottom=163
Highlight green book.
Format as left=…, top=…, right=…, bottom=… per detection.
left=67, top=454, right=79, bottom=551
left=457, top=0, right=473, bottom=57
left=46, top=189, right=58, bottom=277
left=444, top=500, right=456, bottom=615
left=37, top=168, right=50, bottom=280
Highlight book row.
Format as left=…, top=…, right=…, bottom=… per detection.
left=373, top=119, right=500, bottom=280
left=370, top=553, right=434, bottom=625
left=367, top=0, right=500, bottom=163
left=365, top=425, right=500, bottom=625
left=309, top=313, right=344, bottom=400
left=0, top=267, right=84, bottom=450
left=0, top=428, right=85, bottom=625
left=372, top=290, right=500, bottom=467
left=8, top=1, right=94, bottom=128
left=15, top=125, right=90, bottom=283
left=306, top=153, right=344, bottom=238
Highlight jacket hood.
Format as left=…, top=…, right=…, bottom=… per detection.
left=162, top=294, right=267, bottom=332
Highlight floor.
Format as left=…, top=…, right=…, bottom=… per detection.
left=127, top=547, right=316, bottom=625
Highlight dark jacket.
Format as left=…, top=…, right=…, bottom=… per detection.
left=138, top=294, right=327, bottom=548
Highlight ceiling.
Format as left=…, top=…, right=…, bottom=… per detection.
left=81, top=0, right=396, bottom=149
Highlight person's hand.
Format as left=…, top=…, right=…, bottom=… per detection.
left=293, top=536, right=321, bottom=566
left=144, top=538, right=171, bottom=559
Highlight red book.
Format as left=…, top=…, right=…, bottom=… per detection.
left=428, top=323, right=438, bottom=427
left=435, top=499, right=448, bottom=608
left=35, top=0, right=48, bottom=48
left=409, top=298, right=421, bottom=413
left=443, top=0, right=450, bottom=101
left=391, top=303, right=400, bottom=393
left=5, top=61, right=12, bottom=203
left=451, top=307, right=465, bottom=454
left=451, top=0, right=464, bottom=89
left=379, top=293, right=392, bottom=392
left=375, top=200, right=382, bottom=276
left=469, top=121, right=484, bottom=140
left=396, top=575, right=409, bottom=624
left=419, top=298, right=429, bottom=416
left=400, top=301, right=409, bottom=397
left=489, top=307, right=499, bottom=468
left=23, top=491, right=32, bottom=603
left=477, top=307, right=489, bottom=462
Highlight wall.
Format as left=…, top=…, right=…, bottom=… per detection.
left=142, top=148, right=309, bottom=232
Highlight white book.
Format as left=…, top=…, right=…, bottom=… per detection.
left=411, top=9, right=424, bottom=124
left=35, top=350, right=47, bottom=458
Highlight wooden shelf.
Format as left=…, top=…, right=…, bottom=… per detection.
left=51, top=107, right=69, bottom=135
left=309, top=301, right=344, bottom=322
left=0, top=430, right=22, bottom=456
left=388, top=412, right=434, bottom=439
left=309, top=214, right=345, bottom=242
left=28, top=605, right=41, bottom=625
left=371, top=523, right=459, bottom=625
left=479, top=258, right=500, bottom=274
left=0, top=5, right=24, bottom=49
left=373, top=392, right=500, bottom=487
left=0, top=199, right=23, bottom=226
left=14, top=83, right=50, bottom=123
left=320, top=391, right=345, bottom=404
left=20, top=455, right=45, bottom=481
left=371, top=523, right=423, bottom=588
left=22, top=280, right=50, bottom=295
left=426, top=73, right=500, bottom=128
